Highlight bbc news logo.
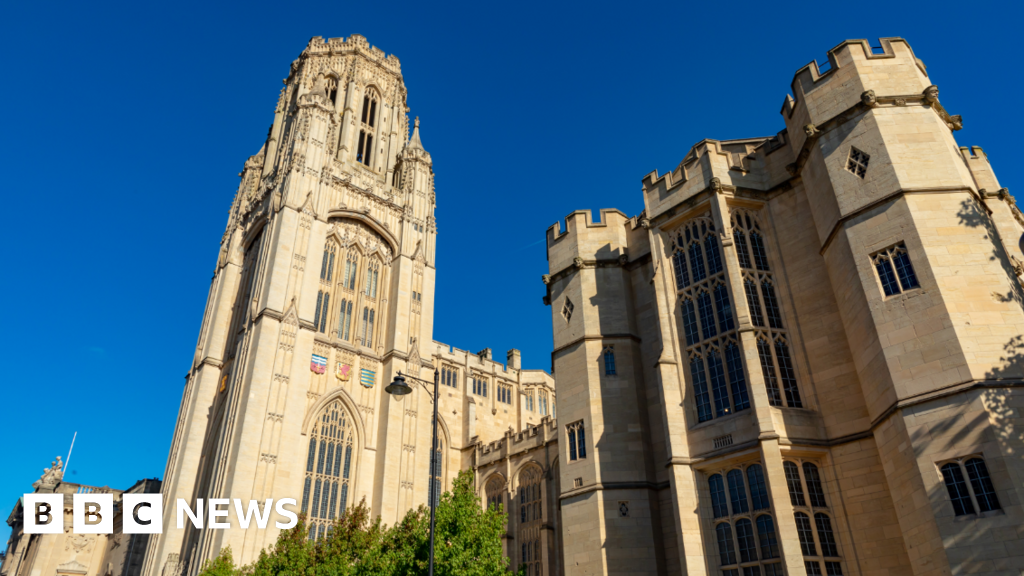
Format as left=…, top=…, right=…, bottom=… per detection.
left=23, top=494, right=298, bottom=534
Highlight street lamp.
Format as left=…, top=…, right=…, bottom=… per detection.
left=385, top=367, right=441, bottom=576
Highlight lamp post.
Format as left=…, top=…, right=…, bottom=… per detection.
left=385, top=367, right=440, bottom=576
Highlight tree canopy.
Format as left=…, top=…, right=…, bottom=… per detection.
left=198, top=470, right=518, bottom=576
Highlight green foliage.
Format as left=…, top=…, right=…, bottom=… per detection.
left=197, top=470, right=518, bottom=576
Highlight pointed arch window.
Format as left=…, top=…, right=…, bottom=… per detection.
left=337, top=299, right=353, bottom=340
left=360, top=307, right=375, bottom=347
left=485, top=476, right=505, bottom=511
left=342, top=249, right=359, bottom=291
left=364, top=260, right=380, bottom=299
left=709, top=461, right=782, bottom=575
left=301, top=399, right=356, bottom=539
left=356, top=90, right=378, bottom=167
left=566, top=420, right=586, bottom=461
left=603, top=346, right=616, bottom=375
left=785, top=457, right=845, bottom=573
left=672, top=214, right=749, bottom=424
left=939, top=456, right=1001, bottom=516
left=518, top=468, right=543, bottom=576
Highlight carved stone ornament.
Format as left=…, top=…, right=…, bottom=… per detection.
left=1011, top=255, right=1024, bottom=277
left=709, top=177, right=723, bottom=194
left=803, top=124, right=820, bottom=138
left=573, top=256, right=584, bottom=269
left=894, top=98, right=906, bottom=107
left=541, top=274, right=551, bottom=285
left=923, top=85, right=939, bottom=105
left=618, top=254, right=628, bottom=266
left=640, top=217, right=651, bottom=230
left=785, top=163, right=798, bottom=176
left=33, top=456, right=64, bottom=488
left=861, top=90, right=877, bottom=107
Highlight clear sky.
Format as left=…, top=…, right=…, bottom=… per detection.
left=2, top=0, right=1021, bottom=544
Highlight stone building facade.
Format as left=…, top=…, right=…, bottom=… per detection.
left=2, top=460, right=161, bottom=576
left=542, top=37, right=1024, bottom=576
left=137, top=34, right=555, bottom=576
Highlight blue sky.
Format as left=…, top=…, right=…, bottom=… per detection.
left=1, top=0, right=1021, bottom=544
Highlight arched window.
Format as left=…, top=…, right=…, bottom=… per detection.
left=314, top=290, right=330, bottom=333
left=803, top=463, right=827, bottom=507
left=794, top=512, right=816, bottom=556
left=337, top=299, right=353, bottom=340
left=814, top=513, right=839, bottom=557
left=539, top=391, right=548, bottom=415
left=603, top=347, right=616, bottom=375
left=566, top=420, right=586, bottom=461
left=709, top=474, right=728, bottom=518
left=356, top=90, right=378, bottom=167
left=342, top=249, right=359, bottom=291
left=727, top=469, right=748, bottom=514
left=755, top=515, right=779, bottom=560
left=715, top=523, right=736, bottom=567
left=940, top=462, right=976, bottom=516
left=360, top=307, right=375, bottom=347
left=746, top=464, right=770, bottom=511
left=364, top=260, right=380, bottom=299
left=301, top=399, right=356, bottom=539
left=518, top=468, right=543, bottom=576
left=485, top=476, right=505, bottom=511
left=735, top=518, right=757, bottom=563
left=441, top=366, right=459, bottom=389
left=784, top=461, right=806, bottom=506
left=964, top=458, right=1000, bottom=512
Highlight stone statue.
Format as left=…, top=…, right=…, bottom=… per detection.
left=34, top=456, right=64, bottom=488
left=861, top=90, right=876, bottom=107
left=923, top=85, right=939, bottom=105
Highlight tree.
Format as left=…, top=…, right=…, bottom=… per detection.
left=197, top=470, right=519, bottom=576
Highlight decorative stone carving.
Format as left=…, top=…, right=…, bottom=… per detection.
left=709, top=177, right=723, bottom=194
left=618, top=254, right=628, bottom=266
left=894, top=98, right=906, bottom=107
left=541, top=274, right=551, bottom=285
left=861, top=90, right=877, bottom=107
left=573, top=257, right=584, bottom=269
left=923, top=85, right=939, bottom=105
left=640, top=217, right=651, bottom=230
left=785, top=163, right=799, bottom=176
left=803, top=124, right=820, bottom=138
left=33, top=456, right=64, bottom=489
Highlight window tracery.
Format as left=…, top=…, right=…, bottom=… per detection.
left=783, top=458, right=844, bottom=575
left=603, top=346, right=616, bottom=375
left=356, top=89, right=378, bottom=167
left=301, top=399, right=356, bottom=540
left=731, top=210, right=802, bottom=409
left=518, top=467, right=543, bottom=576
left=672, top=214, right=749, bottom=423
left=707, top=461, right=782, bottom=575
left=939, top=456, right=1001, bottom=516
left=485, top=475, right=505, bottom=511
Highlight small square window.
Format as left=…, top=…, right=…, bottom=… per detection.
left=562, top=298, right=574, bottom=322
left=846, top=147, right=869, bottom=178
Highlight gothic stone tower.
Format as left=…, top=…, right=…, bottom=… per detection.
left=545, top=38, right=1024, bottom=576
left=142, top=34, right=442, bottom=576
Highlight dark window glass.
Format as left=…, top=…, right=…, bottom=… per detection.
left=314, top=291, right=323, bottom=331
left=815, top=513, right=839, bottom=557
left=825, top=562, right=844, bottom=576
left=745, top=280, right=764, bottom=327
left=756, top=515, right=779, bottom=560
left=750, top=232, right=770, bottom=271
left=306, top=439, right=316, bottom=472
left=763, top=564, right=784, bottom=576
left=746, top=465, right=770, bottom=511
left=301, top=477, right=311, bottom=513
left=705, top=235, right=723, bottom=274
left=691, top=359, right=713, bottom=423
left=708, top=349, right=731, bottom=418
left=356, top=130, right=366, bottom=163
left=805, top=562, right=823, bottom=576
left=735, top=519, right=757, bottom=563
left=716, top=523, right=737, bottom=566
left=364, top=135, right=373, bottom=166
left=776, top=341, right=802, bottom=408
left=761, top=280, right=784, bottom=329
left=795, top=513, right=817, bottom=556
left=941, top=463, right=976, bottom=515
left=893, top=247, right=919, bottom=290
left=742, top=568, right=761, bottom=576
left=735, top=230, right=752, bottom=269
left=715, top=285, right=735, bottom=332
left=320, top=294, right=329, bottom=332
left=320, top=250, right=330, bottom=281
left=698, top=292, right=718, bottom=339
left=709, top=474, right=729, bottom=518
left=876, top=257, right=900, bottom=296
left=727, top=469, right=749, bottom=514
left=758, top=339, right=783, bottom=406
left=690, top=242, right=707, bottom=282
left=784, top=461, right=806, bottom=506
left=327, top=252, right=335, bottom=282
left=804, top=463, right=826, bottom=507
left=578, top=426, right=586, bottom=459
left=368, top=100, right=377, bottom=127
left=725, top=343, right=750, bottom=412
left=965, top=458, right=1000, bottom=512
left=567, top=425, right=577, bottom=461
left=604, top=350, right=616, bottom=375
left=673, top=251, right=689, bottom=289
left=361, top=96, right=369, bottom=123
left=682, top=299, right=700, bottom=346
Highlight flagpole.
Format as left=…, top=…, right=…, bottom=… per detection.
left=64, top=431, right=78, bottom=474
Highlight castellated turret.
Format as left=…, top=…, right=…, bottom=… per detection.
left=142, top=35, right=554, bottom=576
left=546, top=38, right=1024, bottom=576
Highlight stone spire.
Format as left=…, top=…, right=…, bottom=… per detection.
left=408, top=117, right=424, bottom=151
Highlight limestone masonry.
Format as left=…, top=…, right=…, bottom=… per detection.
left=5, top=35, right=1024, bottom=576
